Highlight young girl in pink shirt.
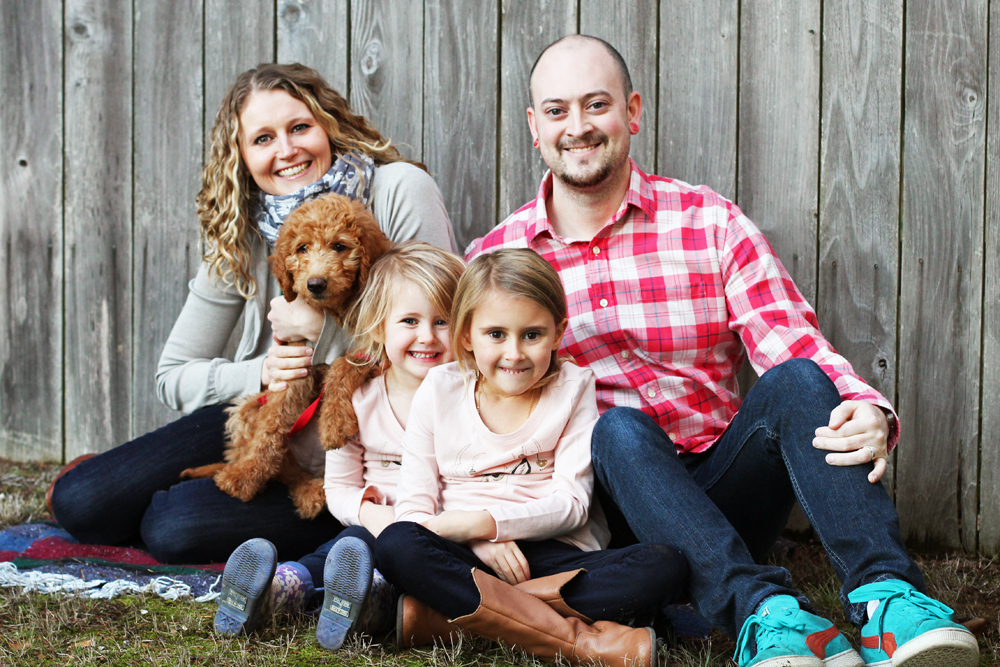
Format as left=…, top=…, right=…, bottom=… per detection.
left=213, top=241, right=464, bottom=650
left=374, top=248, right=688, bottom=667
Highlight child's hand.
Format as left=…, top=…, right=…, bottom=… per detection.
left=359, top=502, right=395, bottom=538
left=421, top=510, right=496, bottom=543
left=469, top=540, right=530, bottom=585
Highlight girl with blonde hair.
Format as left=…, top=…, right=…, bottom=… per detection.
left=374, top=249, right=689, bottom=667
left=214, top=242, right=464, bottom=650
left=51, top=63, right=455, bottom=566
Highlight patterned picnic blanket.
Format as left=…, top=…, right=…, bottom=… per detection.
left=0, top=522, right=223, bottom=601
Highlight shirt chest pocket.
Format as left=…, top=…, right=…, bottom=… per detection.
left=615, top=276, right=728, bottom=356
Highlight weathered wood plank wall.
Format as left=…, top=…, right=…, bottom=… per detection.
left=1, top=0, right=996, bottom=554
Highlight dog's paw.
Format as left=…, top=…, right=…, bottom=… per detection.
left=319, top=406, right=360, bottom=450
left=214, top=465, right=262, bottom=502
left=291, top=478, right=327, bottom=519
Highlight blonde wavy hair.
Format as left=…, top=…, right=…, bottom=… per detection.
left=198, top=63, right=421, bottom=298
left=451, top=249, right=569, bottom=389
left=345, top=241, right=465, bottom=370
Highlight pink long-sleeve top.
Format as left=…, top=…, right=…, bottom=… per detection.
left=394, top=361, right=609, bottom=552
left=324, top=374, right=402, bottom=525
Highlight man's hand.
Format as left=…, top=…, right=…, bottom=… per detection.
left=812, top=400, right=890, bottom=484
left=421, top=510, right=497, bottom=544
left=469, top=540, right=530, bottom=585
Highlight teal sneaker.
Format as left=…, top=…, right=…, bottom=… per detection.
left=734, top=595, right=863, bottom=667
left=848, top=580, right=978, bottom=666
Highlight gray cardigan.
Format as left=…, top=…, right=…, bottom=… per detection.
left=156, top=162, right=456, bottom=414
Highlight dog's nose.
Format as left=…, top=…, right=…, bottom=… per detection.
left=307, top=277, right=327, bottom=294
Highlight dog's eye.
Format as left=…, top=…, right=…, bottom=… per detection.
left=297, top=244, right=308, bottom=254
left=332, top=243, right=348, bottom=252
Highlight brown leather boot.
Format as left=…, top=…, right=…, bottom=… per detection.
left=515, top=568, right=592, bottom=622
left=395, top=594, right=462, bottom=648
left=453, top=569, right=656, bottom=667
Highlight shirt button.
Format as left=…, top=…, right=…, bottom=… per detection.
left=599, top=298, right=608, bottom=307
left=647, top=387, right=656, bottom=398
left=593, top=246, right=601, bottom=255
left=621, top=350, right=629, bottom=359
left=668, top=432, right=678, bottom=441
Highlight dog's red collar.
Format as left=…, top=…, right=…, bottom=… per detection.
left=256, top=389, right=323, bottom=436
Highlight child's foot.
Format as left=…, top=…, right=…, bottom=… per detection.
left=848, top=580, right=979, bottom=666
left=271, top=561, right=316, bottom=615
left=355, top=568, right=399, bottom=636
left=316, top=536, right=374, bottom=650
left=215, top=538, right=277, bottom=636
left=734, top=595, right=862, bottom=667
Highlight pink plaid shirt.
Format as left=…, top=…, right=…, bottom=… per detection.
left=466, top=160, right=898, bottom=454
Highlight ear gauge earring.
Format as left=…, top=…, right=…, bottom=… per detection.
left=533, top=138, right=539, bottom=148
left=629, top=123, right=640, bottom=134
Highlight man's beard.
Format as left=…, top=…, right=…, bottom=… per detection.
left=549, top=130, right=626, bottom=189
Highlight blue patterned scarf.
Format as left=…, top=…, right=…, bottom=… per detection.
left=254, top=151, right=376, bottom=245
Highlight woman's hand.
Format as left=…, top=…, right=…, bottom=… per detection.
left=469, top=540, right=530, bottom=585
left=268, top=295, right=325, bottom=344
left=812, top=401, right=890, bottom=484
left=359, top=502, right=395, bottom=538
left=421, top=510, right=497, bottom=544
left=260, top=334, right=313, bottom=391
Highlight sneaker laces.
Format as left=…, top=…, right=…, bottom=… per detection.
left=733, top=607, right=807, bottom=663
left=848, top=583, right=954, bottom=652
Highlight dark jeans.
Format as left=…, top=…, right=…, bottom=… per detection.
left=50, top=403, right=342, bottom=564
left=375, top=521, right=688, bottom=622
left=298, top=525, right=377, bottom=585
left=591, top=358, right=924, bottom=637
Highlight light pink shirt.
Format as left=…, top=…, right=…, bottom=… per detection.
left=394, top=362, right=609, bottom=552
left=324, top=375, right=402, bottom=525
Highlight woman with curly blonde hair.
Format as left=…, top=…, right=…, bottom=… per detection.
left=50, top=63, right=455, bottom=565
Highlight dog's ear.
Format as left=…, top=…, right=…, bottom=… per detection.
left=270, top=232, right=297, bottom=301
left=352, top=206, right=391, bottom=288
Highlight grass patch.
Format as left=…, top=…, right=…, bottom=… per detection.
left=0, top=458, right=995, bottom=666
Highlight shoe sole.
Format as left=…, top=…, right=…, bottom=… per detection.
left=825, top=647, right=863, bottom=667
left=214, top=538, right=277, bottom=636
left=316, top=536, right=374, bottom=651
left=865, top=627, right=979, bottom=667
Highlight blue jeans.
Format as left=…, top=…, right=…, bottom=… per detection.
left=297, top=525, right=376, bottom=585
left=591, top=358, right=924, bottom=637
left=50, top=403, right=343, bottom=564
left=375, top=521, right=688, bottom=623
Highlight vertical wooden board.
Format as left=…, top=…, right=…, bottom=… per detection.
left=896, top=0, right=986, bottom=552
left=738, top=0, right=821, bottom=296
left=0, top=0, right=63, bottom=461
left=655, top=0, right=738, bottom=199
left=424, top=0, right=499, bottom=249
left=205, top=0, right=274, bottom=362
left=579, top=0, right=658, bottom=176
left=498, top=0, right=576, bottom=218
left=132, top=0, right=204, bottom=437
left=817, top=1, right=902, bottom=493
left=277, top=0, right=349, bottom=95
left=63, top=0, right=133, bottom=459
left=350, top=0, right=424, bottom=161
left=981, top=0, right=1000, bottom=557
left=205, top=0, right=275, bottom=149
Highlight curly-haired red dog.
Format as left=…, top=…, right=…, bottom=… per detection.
left=181, top=194, right=389, bottom=518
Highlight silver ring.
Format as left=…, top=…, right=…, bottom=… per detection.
left=865, top=445, right=876, bottom=462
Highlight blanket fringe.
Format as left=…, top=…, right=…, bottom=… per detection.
left=0, top=562, right=221, bottom=602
